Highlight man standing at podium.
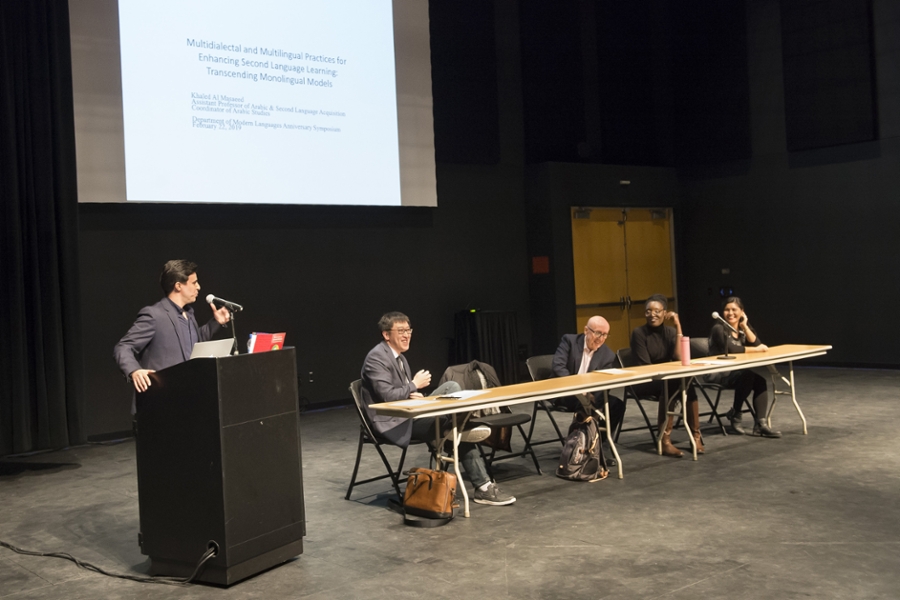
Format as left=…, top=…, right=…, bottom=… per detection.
left=114, top=260, right=231, bottom=396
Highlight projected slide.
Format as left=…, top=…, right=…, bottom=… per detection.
left=117, top=0, right=401, bottom=205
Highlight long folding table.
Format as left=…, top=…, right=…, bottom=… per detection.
left=372, top=370, right=653, bottom=517
left=372, top=344, right=831, bottom=516
left=648, top=344, right=832, bottom=460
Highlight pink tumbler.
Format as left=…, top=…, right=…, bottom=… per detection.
left=680, top=336, right=691, bottom=366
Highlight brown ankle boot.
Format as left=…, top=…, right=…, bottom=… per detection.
left=692, top=431, right=705, bottom=454
left=687, top=399, right=704, bottom=454
left=659, top=416, right=683, bottom=458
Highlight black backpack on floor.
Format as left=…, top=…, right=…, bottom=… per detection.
left=556, top=409, right=608, bottom=482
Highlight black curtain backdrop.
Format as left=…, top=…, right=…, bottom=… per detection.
left=451, top=311, right=519, bottom=386
left=0, top=0, right=83, bottom=455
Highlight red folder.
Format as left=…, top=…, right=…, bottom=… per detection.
left=249, top=332, right=286, bottom=353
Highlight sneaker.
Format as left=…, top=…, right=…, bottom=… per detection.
left=473, top=483, right=516, bottom=506
left=459, top=425, right=491, bottom=444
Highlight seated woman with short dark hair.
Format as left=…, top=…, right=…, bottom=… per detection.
left=630, top=294, right=702, bottom=457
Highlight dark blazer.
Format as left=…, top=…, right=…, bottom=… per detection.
left=114, top=298, right=221, bottom=379
left=552, top=333, right=616, bottom=377
left=551, top=333, right=623, bottom=417
left=437, top=360, right=501, bottom=391
left=360, top=341, right=418, bottom=447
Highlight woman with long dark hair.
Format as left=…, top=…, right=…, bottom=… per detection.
left=708, top=296, right=781, bottom=438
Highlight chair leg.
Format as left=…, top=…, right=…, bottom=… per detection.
left=614, top=398, right=627, bottom=443
left=709, top=387, right=733, bottom=433
left=542, top=401, right=566, bottom=444
left=696, top=385, right=728, bottom=436
left=372, top=442, right=406, bottom=502
left=396, top=445, right=409, bottom=480
left=768, top=372, right=791, bottom=425
left=525, top=402, right=540, bottom=443
left=516, top=422, right=543, bottom=475
left=633, top=397, right=658, bottom=445
left=525, top=401, right=566, bottom=447
left=345, top=428, right=366, bottom=500
left=346, top=430, right=411, bottom=502
left=712, top=389, right=722, bottom=423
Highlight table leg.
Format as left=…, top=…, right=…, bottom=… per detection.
left=604, top=390, right=623, bottom=479
left=683, top=378, right=697, bottom=461
left=657, top=381, right=667, bottom=456
left=433, top=417, right=441, bottom=467
left=788, top=361, right=808, bottom=435
left=450, top=413, right=470, bottom=517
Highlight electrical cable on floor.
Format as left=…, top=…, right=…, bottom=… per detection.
left=0, top=540, right=217, bottom=586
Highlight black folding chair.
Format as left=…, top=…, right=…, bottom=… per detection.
left=345, top=380, right=425, bottom=501
left=689, top=338, right=730, bottom=436
left=438, top=363, right=543, bottom=476
left=523, top=355, right=566, bottom=448
left=472, top=409, right=543, bottom=477
left=615, top=348, right=658, bottom=445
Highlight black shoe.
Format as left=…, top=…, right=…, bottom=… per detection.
left=606, top=457, right=617, bottom=468
left=726, top=408, right=746, bottom=435
left=753, top=421, right=782, bottom=438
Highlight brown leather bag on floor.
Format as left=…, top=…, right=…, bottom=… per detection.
left=401, top=467, right=458, bottom=527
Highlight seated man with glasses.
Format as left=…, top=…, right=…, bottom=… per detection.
left=360, top=311, right=516, bottom=506
left=551, top=316, right=626, bottom=460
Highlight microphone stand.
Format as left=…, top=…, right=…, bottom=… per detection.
left=717, top=321, right=737, bottom=360
left=229, top=310, right=240, bottom=355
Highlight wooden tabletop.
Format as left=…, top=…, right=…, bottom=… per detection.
left=371, top=343, right=831, bottom=419
left=371, top=369, right=654, bottom=418
left=654, top=343, right=832, bottom=379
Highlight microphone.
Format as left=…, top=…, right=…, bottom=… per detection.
left=206, top=294, right=244, bottom=312
left=711, top=311, right=738, bottom=360
left=711, top=311, right=737, bottom=333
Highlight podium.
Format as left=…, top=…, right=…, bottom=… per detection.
left=135, top=348, right=305, bottom=586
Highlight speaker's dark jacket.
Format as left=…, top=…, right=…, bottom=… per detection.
left=114, top=298, right=221, bottom=412
left=115, top=298, right=221, bottom=377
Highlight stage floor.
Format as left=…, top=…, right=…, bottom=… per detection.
left=2, top=367, right=899, bottom=599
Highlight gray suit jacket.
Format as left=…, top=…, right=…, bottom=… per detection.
left=360, top=341, right=418, bottom=447
left=114, top=298, right=220, bottom=383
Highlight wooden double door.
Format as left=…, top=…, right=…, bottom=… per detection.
left=571, top=207, right=677, bottom=354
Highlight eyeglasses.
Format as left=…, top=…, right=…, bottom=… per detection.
left=645, top=309, right=664, bottom=316
left=586, top=327, right=608, bottom=338
left=391, top=328, right=413, bottom=336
